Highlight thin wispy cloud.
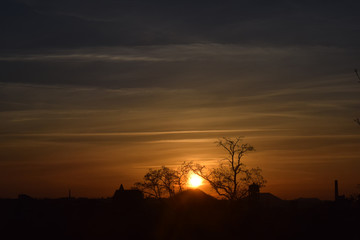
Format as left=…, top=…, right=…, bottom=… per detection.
left=1, top=128, right=282, bottom=137
left=0, top=43, right=350, bottom=63
left=0, top=54, right=165, bottom=62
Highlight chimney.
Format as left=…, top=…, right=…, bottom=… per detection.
left=334, top=180, right=339, bottom=201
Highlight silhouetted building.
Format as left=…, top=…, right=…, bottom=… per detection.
left=248, top=183, right=260, bottom=201
left=113, top=184, right=143, bottom=202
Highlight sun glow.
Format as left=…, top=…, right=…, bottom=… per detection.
left=188, top=173, right=203, bottom=188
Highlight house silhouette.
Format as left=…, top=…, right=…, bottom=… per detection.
left=113, top=184, right=143, bottom=202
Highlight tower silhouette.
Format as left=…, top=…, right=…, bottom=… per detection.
left=335, top=180, right=339, bottom=201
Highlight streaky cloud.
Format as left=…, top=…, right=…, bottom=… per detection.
left=1, top=128, right=284, bottom=137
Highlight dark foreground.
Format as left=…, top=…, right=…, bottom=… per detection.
left=1, top=194, right=359, bottom=240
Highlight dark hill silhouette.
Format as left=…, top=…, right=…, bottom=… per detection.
left=18, top=194, right=33, bottom=200
left=242, top=192, right=282, bottom=205
left=292, top=197, right=322, bottom=208
left=294, top=197, right=321, bottom=202
left=170, top=189, right=217, bottom=205
left=259, top=192, right=282, bottom=202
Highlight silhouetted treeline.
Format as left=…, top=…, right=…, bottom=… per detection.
left=1, top=193, right=359, bottom=240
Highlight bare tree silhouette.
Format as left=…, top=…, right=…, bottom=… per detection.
left=191, top=137, right=266, bottom=200
left=176, top=161, right=192, bottom=192
left=355, top=69, right=360, bottom=125
left=134, top=164, right=191, bottom=198
left=355, top=69, right=360, bottom=82
left=134, top=168, right=165, bottom=199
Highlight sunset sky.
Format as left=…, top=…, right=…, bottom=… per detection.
left=1, top=0, right=360, bottom=200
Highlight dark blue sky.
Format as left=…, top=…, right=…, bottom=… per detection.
left=2, top=1, right=360, bottom=49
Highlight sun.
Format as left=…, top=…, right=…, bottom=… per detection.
left=188, top=173, right=202, bottom=188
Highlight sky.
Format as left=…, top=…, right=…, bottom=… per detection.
left=1, top=0, right=360, bottom=200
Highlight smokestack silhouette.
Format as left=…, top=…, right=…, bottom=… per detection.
left=335, top=180, right=339, bottom=201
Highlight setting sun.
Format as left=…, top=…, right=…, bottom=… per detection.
left=188, top=173, right=203, bottom=188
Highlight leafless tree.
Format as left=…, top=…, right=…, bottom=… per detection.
left=355, top=69, right=360, bottom=82
left=134, top=165, right=191, bottom=198
left=246, top=167, right=266, bottom=188
left=160, top=166, right=179, bottom=197
left=176, top=161, right=192, bottom=192
left=355, top=69, right=360, bottom=125
left=191, top=137, right=266, bottom=200
left=134, top=168, right=165, bottom=199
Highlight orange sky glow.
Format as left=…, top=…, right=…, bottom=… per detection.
left=1, top=3, right=360, bottom=200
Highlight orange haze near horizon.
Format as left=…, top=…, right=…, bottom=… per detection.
left=1, top=127, right=360, bottom=200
